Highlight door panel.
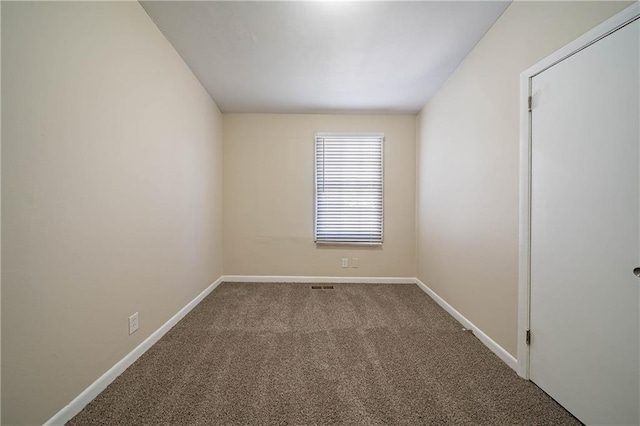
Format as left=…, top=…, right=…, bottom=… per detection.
left=530, top=19, right=639, bottom=425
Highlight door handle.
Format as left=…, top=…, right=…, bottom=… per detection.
left=634, top=267, right=640, bottom=277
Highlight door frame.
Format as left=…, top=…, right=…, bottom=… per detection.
left=517, top=3, right=640, bottom=379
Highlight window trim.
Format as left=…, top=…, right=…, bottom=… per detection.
left=314, top=132, right=384, bottom=246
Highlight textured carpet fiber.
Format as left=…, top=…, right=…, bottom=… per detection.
left=68, top=283, right=579, bottom=425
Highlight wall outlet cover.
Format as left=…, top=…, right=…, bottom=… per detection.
left=129, top=312, right=139, bottom=335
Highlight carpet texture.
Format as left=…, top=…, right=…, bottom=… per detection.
left=68, top=283, right=579, bottom=425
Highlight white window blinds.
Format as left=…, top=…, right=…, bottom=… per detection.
left=314, top=133, right=383, bottom=244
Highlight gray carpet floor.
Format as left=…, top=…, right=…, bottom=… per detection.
left=68, top=283, right=580, bottom=425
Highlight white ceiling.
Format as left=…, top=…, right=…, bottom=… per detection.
left=141, top=1, right=510, bottom=114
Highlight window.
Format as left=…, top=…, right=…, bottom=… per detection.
left=314, top=133, right=383, bottom=244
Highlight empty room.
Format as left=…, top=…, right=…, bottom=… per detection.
left=2, top=1, right=638, bottom=425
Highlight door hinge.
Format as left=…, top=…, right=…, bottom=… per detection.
left=528, top=96, right=532, bottom=112
left=526, top=329, right=531, bottom=345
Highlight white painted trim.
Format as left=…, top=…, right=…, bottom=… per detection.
left=221, top=275, right=415, bottom=284
left=415, top=278, right=518, bottom=372
left=517, top=66, right=532, bottom=380
left=44, top=276, right=225, bottom=426
left=522, top=3, right=640, bottom=79
left=43, top=274, right=518, bottom=425
left=315, top=132, right=385, bottom=138
left=517, top=3, right=640, bottom=380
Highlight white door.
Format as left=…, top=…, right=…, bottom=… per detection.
left=530, top=18, right=639, bottom=426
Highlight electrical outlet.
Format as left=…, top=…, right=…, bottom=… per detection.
left=341, top=257, right=349, bottom=268
left=129, top=312, right=139, bottom=335
left=352, top=258, right=359, bottom=268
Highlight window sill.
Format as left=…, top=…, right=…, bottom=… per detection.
left=315, top=241, right=383, bottom=247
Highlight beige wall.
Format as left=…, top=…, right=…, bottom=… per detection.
left=416, top=1, right=631, bottom=357
left=223, top=114, right=416, bottom=277
left=1, top=2, right=223, bottom=424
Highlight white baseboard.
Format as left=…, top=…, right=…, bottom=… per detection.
left=44, top=274, right=517, bottom=425
left=44, top=276, right=225, bottom=426
left=414, top=278, right=518, bottom=372
left=222, top=275, right=415, bottom=284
